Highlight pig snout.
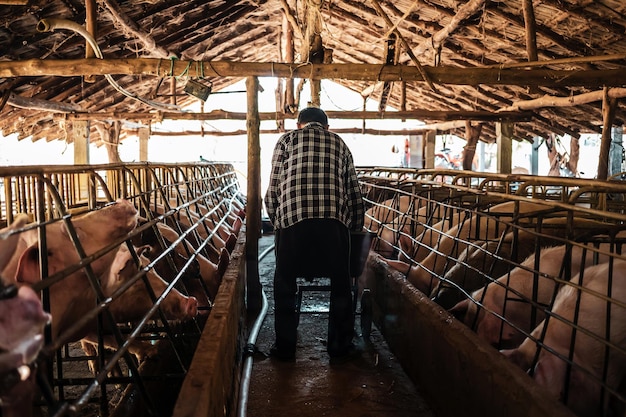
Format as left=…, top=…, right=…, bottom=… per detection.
left=162, top=293, right=198, bottom=321
left=0, top=285, right=51, bottom=375
left=184, top=296, right=198, bottom=319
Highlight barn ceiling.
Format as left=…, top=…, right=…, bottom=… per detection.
left=1, top=0, right=626, bottom=147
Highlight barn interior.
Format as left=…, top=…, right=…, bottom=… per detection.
left=1, top=1, right=626, bottom=417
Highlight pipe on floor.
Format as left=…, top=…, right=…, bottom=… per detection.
left=237, top=243, right=273, bottom=417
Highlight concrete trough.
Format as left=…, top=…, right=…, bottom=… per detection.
left=362, top=252, right=577, bottom=417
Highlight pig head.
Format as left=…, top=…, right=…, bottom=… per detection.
left=4, top=200, right=138, bottom=342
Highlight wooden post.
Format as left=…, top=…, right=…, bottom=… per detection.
left=84, top=0, right=97, bottom=83
left=495, top=121, right=513, bottom=174
left=408, top=135, right=423, bottom=168
left=139, top=126, right=150, bottom=162
left=462, top=121, right=481, bottom=170
left=282, top=10, right=295, bottom=113
left=72, top=120, right=90, bottom=202
left=423, top=130, right=436, bottom=169
left=598, top=87, right=617, bottom=180
left=246, top=76, right=263, bottom=313
left=531, top=136, right=540, bottom=175
left=610, top=126, right=624, bottom=178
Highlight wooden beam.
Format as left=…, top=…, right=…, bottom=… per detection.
left=522, top=0, right=538, bottom=62
left=500, top=87, right=626, bottom=112
left=62, top=109, right=531, bottom=122
left=85, top=0, right=97, bottom=83
left=413, top=0, right=486, bottom=58
left=8, top=93, right=84, bottom=113
left=135, top=123, right=470, bottom=137
left=598, top=87, right=618, bottom=180
left=2, top=59, right=625, bottom=88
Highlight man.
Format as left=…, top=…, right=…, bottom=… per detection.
left=264, top=107, right=365, bottom=361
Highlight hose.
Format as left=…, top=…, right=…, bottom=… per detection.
left=236, top=243, right=273, bottom=417
left=36, top=18, right=182, bottom=112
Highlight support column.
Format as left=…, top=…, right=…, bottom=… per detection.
left=139, top=126, right=150, bottom=162
left=72, top=120, right=91, bottom=203
left=496, top=121, right=513, bottom=174
left=531, top=136, right=540, bottom=175
left=609, top=126, right=624, bottom=178
left=408, top=135, right=423, bottom=168
left=423, top=130, right=436, bottom=169
left=246, top=76, right=262, bottom=314
left=598, top=87, right=617, bottom=180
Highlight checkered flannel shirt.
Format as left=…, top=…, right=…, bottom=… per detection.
left=265, top=122, right=365, bottom=231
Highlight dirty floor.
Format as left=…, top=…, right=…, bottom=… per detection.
left=243, top=235, right=436, bottom=417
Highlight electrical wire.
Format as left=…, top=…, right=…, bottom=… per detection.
left=36, top=18, right=183, bottom=112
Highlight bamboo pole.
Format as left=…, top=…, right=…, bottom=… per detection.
left=245, top=76, right=262, bottom=313
left=62, top=109, right=530, bottom=122
left=84, top=0, right=97, bottom=83
left=2, top=59, right=625, bottom=87
left=597, top=87, right=617, bottom=180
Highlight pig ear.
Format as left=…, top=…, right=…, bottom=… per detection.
left=134, top=244, right=151, bottom=258
left=217, top=248, right=229, bottom=277
left=385, top=260, right=411, bottom=275
left=0, top=213, right=29, bottom=271
left=449, top=299, right=469, bottom=322
left=500, top=348, right=532, bottom=372
left=15, top=244, right=42, bottom=284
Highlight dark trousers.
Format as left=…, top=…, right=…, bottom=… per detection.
left=273, top=219, right=354, bottom=357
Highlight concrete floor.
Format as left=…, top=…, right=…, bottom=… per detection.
left=243, top=235, right=436, bottom=417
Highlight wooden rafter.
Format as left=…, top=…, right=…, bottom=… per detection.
left=369, top=0, right=436, bottom=91
left=99, top=0, right=175, bottom=59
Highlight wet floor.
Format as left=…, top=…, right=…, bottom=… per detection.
left=243, top=235, right=436, bottom=417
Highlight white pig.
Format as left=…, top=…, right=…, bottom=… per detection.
left=451, top=243, right=614, bottom=349
left=502, top=260, right=626, bottom=417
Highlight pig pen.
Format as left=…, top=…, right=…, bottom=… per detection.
left=357, top=168, right=626, bottom=417
left=0, top=163, right=247, bottom=417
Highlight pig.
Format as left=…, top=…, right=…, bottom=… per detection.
left=0, top=215, right=51, bottom=417
left=431, top=216, right=597, bottom=310
left=0, top=285, right=51, bottom=374
left=80, top=243, right=199, bottom=372
left=366, top=197, right=445, bottom=260
left=385, top=200, right=583, bottom=296
left=452, top=243, right=615, bottom=349
left=151, top=203, right=230, bottom=264
left=0, top=285, right=52, bottom=417
left=501, top=260, right=626, bottom=417
left=154, top=222, right=229, bottom=302
left=0, top=213, right=30, bottom=273
left=4, top=199, right=139, bottom=343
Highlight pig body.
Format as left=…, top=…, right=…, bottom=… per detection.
left=502, top=260, right=626, bottom=417
left=81, top=243, right=199, bottom=369
left=387, top=200, right=552, bottom=294
left=452, top=243, right=614, bottom=349
left=6, top=200, right=139, bottom=343
left=431, top=217, right=588, bottom=310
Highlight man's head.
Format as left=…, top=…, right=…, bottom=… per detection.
left=297, top=107, right=329, bottom=129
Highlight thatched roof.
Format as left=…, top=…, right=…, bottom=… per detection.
left=1, top=0, right=626, bottom=146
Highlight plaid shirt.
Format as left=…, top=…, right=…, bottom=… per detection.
left=265, top=122, right=365, bottom=231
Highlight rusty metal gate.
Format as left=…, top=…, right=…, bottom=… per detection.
left=0, top=162, right=246, bottom=417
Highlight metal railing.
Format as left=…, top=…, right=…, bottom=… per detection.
left=0, top=162, right=245, bottom=417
